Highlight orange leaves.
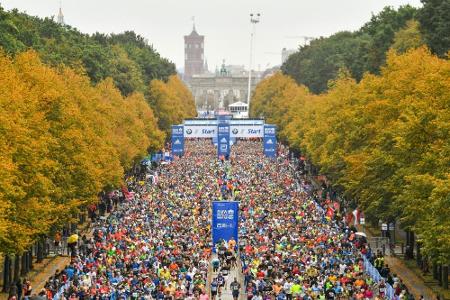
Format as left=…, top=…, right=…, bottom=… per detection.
left=148, top=75, right=197, bottom=135
left=0, top=50, right=165, bottom=254
left=252, top=47, right=450, bottom=260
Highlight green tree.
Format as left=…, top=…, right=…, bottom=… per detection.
left=281, top=5, right=417, bottom=94
left=0, top=5, right=177, bottom=97
left=417, top=0, right=450, bottom=57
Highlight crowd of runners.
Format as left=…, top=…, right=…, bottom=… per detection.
left=228, top=141, right=392, bottom=299
left=24, top=139, right=418, bottom=300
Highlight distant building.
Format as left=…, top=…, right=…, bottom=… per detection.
left=184, top=24, right=204, bottom=82
left=189, top=61, right=261, bottom=111
left=183, top=25, right=262, bottom=111
left=282, top=48, right=296, bottom=64
left=224, top=65, right=247, bottom=76
left=57, top=5, right=64, bottom=25
left=228, top=101, right=249, bottom=119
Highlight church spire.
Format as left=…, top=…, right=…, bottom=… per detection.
left=191, top=16, right=196, bottom=32
left=57, top=1, right=64, bottom=25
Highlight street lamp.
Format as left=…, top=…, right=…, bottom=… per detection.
left=247, top=13, right=260, bottom=116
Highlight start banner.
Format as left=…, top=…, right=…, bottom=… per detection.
left=183, top=125, right=264, bottom=138
left=184, top=125, right=216, bottom=138
left=230, top=125, right=263, bottom=138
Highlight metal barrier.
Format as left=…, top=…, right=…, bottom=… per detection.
left=31, top=237, right=70, bottom=258
left=369, top=237, right=390, bottom=255
left=362, top=255, right=395, bottom=299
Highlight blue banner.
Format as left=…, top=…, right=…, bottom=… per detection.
left=217, top=123, right=230, bottom=158
left=263, top=125, right=277, bottom=158
left=212, top=201, right=239, bottom=246
left=171, top=125, right=184, bottom=156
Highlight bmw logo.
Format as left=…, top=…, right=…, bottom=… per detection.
left=232, top=128, right=238, bottom=134
left=186, top=129, right=192, bottom=134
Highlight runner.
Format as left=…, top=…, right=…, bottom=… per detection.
left=230, top=277, right=241, bottom=300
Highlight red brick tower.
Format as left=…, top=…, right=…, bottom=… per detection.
left=184, top=22, right=204, bottom=82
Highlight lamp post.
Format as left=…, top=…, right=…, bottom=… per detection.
left=247, top=13, right=260, bottom=116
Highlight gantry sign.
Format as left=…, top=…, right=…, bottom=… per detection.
left=171, top=117, right=277, bottom=158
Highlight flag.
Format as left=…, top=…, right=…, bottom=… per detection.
left=352, top=208, right=360, bottom=226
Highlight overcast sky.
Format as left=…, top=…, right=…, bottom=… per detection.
left=1, top=0, right=422, bottom=71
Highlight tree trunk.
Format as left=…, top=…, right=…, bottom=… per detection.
left=409, top=232, right=415, bottom=259
left=20, top=252, right=27, bottom=276
left=405, top=230, right=414, bottom=259
left=438, top=265, right=442, bottom=286
left=416, top=242, right=422, bottom=266
left=28, top=249, right=33, bottom=270
left=13, top=254, right=20, bottom=283
left=443, top=265, right=448, bottom=289
left=36, top=240, right=44, bottom=263
left=433, top=263, right=439, bottom=280
left=2, top=255, right=11, bottom=293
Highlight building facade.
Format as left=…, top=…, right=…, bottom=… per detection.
left=184, top=25, right=204, bottom=82
left=189, top=63, right=260, bottom=111
left=183, top=26, right=261, bottom=111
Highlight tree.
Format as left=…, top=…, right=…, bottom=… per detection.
left=0, top=49, right=167, bottom=258
left=0, top=5, right=177, bottom=97
left=252, top=47, right=450, bottom=261
left=281, top=5, right=417, bottom=94
left=282, top=32, right=370, bottom=94
left=417, top=0, right=450, bottom=57
left=391, top=20, right=425, bottom=53
left=110, top=45, right=145, bottom=96
left=359, top=5, right=417, bottom=73
left=148, top=75, right=197, bottom=136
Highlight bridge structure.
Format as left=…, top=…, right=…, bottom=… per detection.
left=171, top=116, right=277, bottom=159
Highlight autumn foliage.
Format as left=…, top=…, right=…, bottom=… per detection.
left=148, top=75, right=197, bottom=135
left=251, top=47, right=450, bottom=263
left=0, top=50, right=170, bottom=255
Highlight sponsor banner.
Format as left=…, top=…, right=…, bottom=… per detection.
left=217, top=123, right=230, bottom=158
left=263, top=125, right=277, bottom=158
left=171, top=125, right=184, bottom=156
left=184, top=125, right=263, bottom=138
left=184, top=125, right=216, bottom=138
left=230, top=125, right=264, bottom=138
left=212, top=201, right=239, bottom=246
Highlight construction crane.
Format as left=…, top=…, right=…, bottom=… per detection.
left=285, top=35, right=315, bottom=46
